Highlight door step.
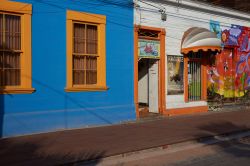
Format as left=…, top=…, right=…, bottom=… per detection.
left=139, top=107, right=160, bottom=118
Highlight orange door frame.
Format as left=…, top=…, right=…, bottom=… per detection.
left=134, top=25, right=166, bottom=118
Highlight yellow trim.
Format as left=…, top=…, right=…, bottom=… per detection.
left=67, top=10, right=106, bottom=24
left=0, top=88, right=35, bottom=94
left=65, top=86, right=109, bottom=92
left=66, top=19, right=73, bottom=88
left=97, top=23, right=106, bottom=86
left=66, top=10, right=107, bottom=92
left=0, top=1, right=34, bottom=94
left=0, top=0, right=32, bottom=15
left=22, top=13, right=32, bottom=88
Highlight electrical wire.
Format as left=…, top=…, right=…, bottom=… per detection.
left=136, top=3, right=249, bottom=28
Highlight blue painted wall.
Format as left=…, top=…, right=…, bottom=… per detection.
left=0, top=0, right=135, bottom=138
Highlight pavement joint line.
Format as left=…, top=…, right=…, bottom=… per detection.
left=81, top=130, right=250, bottom=165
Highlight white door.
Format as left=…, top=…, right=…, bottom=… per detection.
left=148, top=59, right=159, bottom=113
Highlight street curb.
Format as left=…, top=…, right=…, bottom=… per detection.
left=80, top=130, right=250, bottom=166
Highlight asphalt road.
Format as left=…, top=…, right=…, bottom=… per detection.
left=106, top=136, right=250, bottom=166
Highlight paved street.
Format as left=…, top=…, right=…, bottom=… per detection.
left=121, top=136, right=250, bottom=166
left=0, top=110, right=250, bottom=166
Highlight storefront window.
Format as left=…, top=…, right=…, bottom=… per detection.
left=167, top=55, right=184, bottom=95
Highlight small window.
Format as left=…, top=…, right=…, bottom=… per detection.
left=0, top=1, right=33, bottom=94
left=138, top=30, right=159, bottom=38
left=66, top=10, right=107, bottom=92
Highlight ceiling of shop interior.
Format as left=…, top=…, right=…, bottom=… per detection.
left=194, top=0, right=250, bottom=13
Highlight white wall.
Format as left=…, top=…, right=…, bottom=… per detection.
left=134, top=0, right=250, bottom=108
left=134, top=0, right=250, bottom=55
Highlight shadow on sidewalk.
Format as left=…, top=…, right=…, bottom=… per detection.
left=0, top=138, right=105, bottom=166
left=196, top=122, right=250, bottom=159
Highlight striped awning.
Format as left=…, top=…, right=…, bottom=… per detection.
left=181, top=27, right=221, bottom=54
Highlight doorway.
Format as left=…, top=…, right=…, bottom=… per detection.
left=138, top=58, right=159, bottom=114
left=134, top=25, right=166, bottom=118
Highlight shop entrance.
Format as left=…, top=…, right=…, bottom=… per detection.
left=134, top=25, right=166, bottom=118
left=138, top=58, right=159, bottom=114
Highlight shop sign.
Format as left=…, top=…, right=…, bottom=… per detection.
left=138, top=39, right=160, bottom=58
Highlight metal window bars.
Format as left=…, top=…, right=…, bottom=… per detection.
left=188, top=51, right=202, bottom=101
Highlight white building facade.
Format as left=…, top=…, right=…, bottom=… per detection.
left=133, top=0, right=250, bottom=117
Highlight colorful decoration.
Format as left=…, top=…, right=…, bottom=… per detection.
left=208, top=25, right=250, bottom=99
left=221, top=25, right=243, bottom=46
left=210, top=20, right=221, bottom=39
left=138, top=39, right=160, bottom=58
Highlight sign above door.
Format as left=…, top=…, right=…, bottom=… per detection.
left=138, top=39, right=160, bottom=58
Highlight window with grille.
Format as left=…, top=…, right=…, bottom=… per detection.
left=138, top=30, right=159, bottom=38
left=0, top=13, right=21, bottom=86
left=73, top=23, right=97, bottom=85
left=187, top=51, right=202, bottom=101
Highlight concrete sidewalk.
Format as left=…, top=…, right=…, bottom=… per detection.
left=0, top=110, right=250, bottom=166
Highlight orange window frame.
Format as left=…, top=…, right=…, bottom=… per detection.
left=0, top=0, right=34, bottom=94
left=65, top=10, right=107, bottom=92
left=184, top=52, right=208, bottom=102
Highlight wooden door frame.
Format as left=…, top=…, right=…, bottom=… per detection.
left=134, top=25, right=166, bottom=118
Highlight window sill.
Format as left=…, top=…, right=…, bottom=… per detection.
left=0, top=88, right=35, bottom=94
left=65, top=85, right=109, bottom=92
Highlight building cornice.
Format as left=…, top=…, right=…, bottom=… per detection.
left=141, top=0, right=250, bottom=22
